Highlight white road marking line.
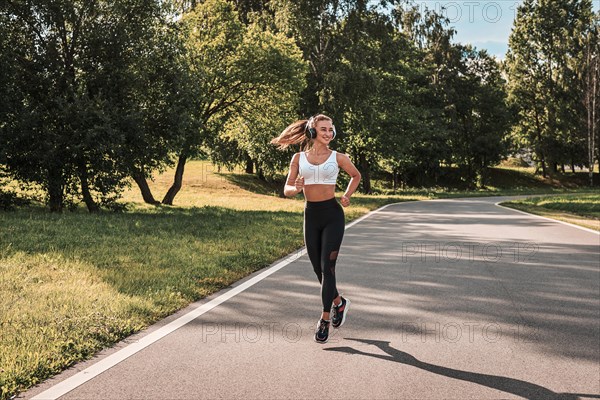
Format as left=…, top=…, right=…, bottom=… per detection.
left=495, top=201, right=600, bottom=235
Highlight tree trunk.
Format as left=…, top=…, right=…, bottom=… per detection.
left=534, top=106, right=547, bottom=178
left=467, top=162, right=476, bottom=189
left=47, top=167, right=64, bottom=212
left=362, top=171, right=372, bottom=194
left=479, top=167, right=489, bottom=189
left=540, top=157, right=547, bottom=178
left=245, top=158, right=254, bottom=174
left=79, top=163, right=99, bottom=212
left=256, top=167, right=266, bottom=181
left=359, top=155, right=372, bottom=194
left=132, top=171, right=160, bottom=205
left=592, top=49, right=598, bottom=187
left=162, top=155, right=187, bottom=205
left=480, top=156, right=488, bottom=188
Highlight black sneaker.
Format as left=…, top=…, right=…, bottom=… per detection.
left=314, top=319, right=330, bottom=343
left=331, top=297, right=350, bottom=328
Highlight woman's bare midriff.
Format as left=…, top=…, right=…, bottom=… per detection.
left=303, top=184, right=336, bottom=202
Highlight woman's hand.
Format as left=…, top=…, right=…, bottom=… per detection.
left=295, top=176, right=305, bottom=194
left=340, top=195, right=350, bottom=207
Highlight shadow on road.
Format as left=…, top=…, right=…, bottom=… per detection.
left=324, top=338, right=600, bottom=400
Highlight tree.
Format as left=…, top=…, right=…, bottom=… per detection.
left=207, top=24, right=307, bottom=181
left=330, top=3, right=427, bottom=193
left=581, top=12, right=599, bottom=185
left=161, top=0, right=306, bottom=205
left=444, top=46, right=511, bottom=188
left=505, top=0, right=596, bottom=177
left=271, top=0, right=346, bottom=115
left=392, top=1, right=511, bottom=189
left=0, top=0, right=185, bottom=211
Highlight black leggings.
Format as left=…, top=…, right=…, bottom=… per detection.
left=304, top=198, right=345, bottom=312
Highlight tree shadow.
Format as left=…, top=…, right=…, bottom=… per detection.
left=324, top=338, right=599, bottom=400
left=218, top=172, right=285, bottom=197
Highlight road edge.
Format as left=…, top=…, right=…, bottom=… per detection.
left=495, top=201, right=600, bottom=235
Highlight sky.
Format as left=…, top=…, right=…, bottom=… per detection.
left=404, top=1, right=600, bottom=60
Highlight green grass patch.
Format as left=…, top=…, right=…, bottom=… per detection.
left=500, top=193, right=600, bottom=231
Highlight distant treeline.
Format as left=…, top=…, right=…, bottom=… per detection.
left=0, top=0, right=598, bottom=211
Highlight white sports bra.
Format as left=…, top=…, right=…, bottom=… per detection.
left=298, top=151, right=339, bottom=185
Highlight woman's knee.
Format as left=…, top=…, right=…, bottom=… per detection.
left=321, top=250, right=339, bottom=277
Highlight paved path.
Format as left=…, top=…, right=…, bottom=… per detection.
left=23, top=196, right=600, bottom=399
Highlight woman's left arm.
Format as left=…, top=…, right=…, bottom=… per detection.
left=337, top=153, right=361, bottom=207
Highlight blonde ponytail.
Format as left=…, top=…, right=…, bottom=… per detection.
left=271, top=114, right=333, bottom=150
left=270, top=119, right=310, bottom=150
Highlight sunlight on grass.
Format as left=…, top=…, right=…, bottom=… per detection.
left=120, top=161, right=305, bottom=212
left=0, top=252, right=150, bottom=398
left=501, top=193, right=600, bottom=231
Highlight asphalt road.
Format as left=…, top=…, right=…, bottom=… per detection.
left=22, top=196, right=600, bottom=400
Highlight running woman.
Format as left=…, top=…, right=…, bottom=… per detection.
left=271, top=114, right=361, bottom=343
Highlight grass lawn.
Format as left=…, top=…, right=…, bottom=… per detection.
left=0, top=160, right=598, bottom=399
left=500, top=193, right=600, bottom=231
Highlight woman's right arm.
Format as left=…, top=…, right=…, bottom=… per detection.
left=284, top=153, right=304, bottom=197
